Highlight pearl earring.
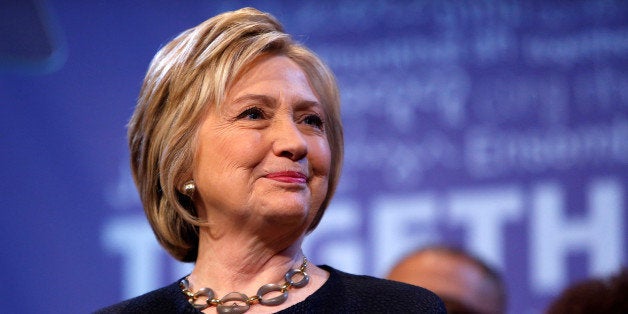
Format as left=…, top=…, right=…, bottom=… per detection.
left=182, top=180, right=196, bottom=196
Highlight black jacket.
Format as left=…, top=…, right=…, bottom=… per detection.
left=95, top=265, right=445, bottom=313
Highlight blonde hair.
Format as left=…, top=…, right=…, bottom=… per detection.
left=128, top=7, right=343, bottom=262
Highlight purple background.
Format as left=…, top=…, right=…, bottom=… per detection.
left=1, top=1, right=626, bottom=313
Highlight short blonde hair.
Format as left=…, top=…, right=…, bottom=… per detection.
left=128, top=7, right=343, bottom=262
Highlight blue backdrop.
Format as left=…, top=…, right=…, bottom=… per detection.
left=1, top=1, right=626, bottom=313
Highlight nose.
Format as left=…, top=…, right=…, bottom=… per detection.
left=271, top=119, right=308, bottom=161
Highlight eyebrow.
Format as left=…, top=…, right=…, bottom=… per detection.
left=232, top=94, right=322, bottom=111
left=232, top=94, right=276, bottom=107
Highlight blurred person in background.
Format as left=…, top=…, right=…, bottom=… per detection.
left=96, top=7, right=444, bottom=314
left=387, top=245, right=506, bottom=314
left=546, top=267, right=627, bottom=314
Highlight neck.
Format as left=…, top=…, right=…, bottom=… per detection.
left=185, top=227, right=331, bottom=313
left=189, top=227, right=306, bottom=296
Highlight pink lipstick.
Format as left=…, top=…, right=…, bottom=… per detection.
left=265, top=171, right=307, bottom=183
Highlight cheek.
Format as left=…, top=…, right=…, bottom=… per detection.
left=310, top=137, right=332, bottom=176
left=199, top=128, right=262, bottom=170
left=227, top=133, right=266, bottom=172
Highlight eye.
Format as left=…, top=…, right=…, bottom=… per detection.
left=302, top=114, right=324, bottom=129
left=236, top=107, right=265, bottom=120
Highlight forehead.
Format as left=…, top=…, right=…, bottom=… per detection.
left=227, top=55, right=317, bottom=99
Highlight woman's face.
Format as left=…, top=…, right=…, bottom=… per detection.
left=193, top=55, right=331, bottom=230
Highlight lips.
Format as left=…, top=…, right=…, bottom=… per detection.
left=265, top=171, right=307, bottom=184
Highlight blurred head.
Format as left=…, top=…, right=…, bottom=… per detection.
left=128, top=7, right=343, bottom=262
left=387, top=246, right=506, bottom=314
left=546, top=268, right=628, bottom=314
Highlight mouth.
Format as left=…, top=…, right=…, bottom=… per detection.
left=265, top=171, right=308, bottom=184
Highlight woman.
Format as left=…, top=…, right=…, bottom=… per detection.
left=98, top=7, right=444, bottom=313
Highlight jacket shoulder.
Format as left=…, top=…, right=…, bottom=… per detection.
left=94, top=281, right=194, bottom=314
left=322, top=265, right=446, bottom=313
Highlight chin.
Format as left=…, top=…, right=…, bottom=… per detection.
left=259, top=200, right=311, bottom=224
